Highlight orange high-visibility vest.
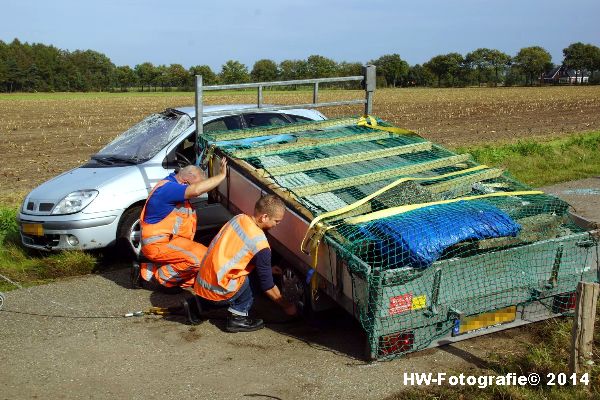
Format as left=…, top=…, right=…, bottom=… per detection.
left=194, top=214, right=270, bottom=301
left=140, top=179, right=197, bottom=246
left=140, top=179, right=196, bottom=281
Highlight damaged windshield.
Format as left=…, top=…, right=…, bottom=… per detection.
left=93, top=110, right=193, bottom=163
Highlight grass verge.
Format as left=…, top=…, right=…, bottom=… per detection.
left=454, top=130, right=600, bottom=187
left=0, top=206, right=97, bottom=292
left=386, top=306, right=600, bottom=399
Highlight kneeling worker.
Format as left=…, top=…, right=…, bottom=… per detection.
left=192, top=194, right=297, bottom=332
left=139, top=158, right=227, bottom=288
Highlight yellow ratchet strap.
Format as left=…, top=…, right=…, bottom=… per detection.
left=300, top=165, right=491, bottom=253
left=345, top=190, right=544, bottom=225
left=357, top=115, right=415, bottom=135
left=202, top=144, right=216, bottom=171
left=300, top=164, right=493, bottom=300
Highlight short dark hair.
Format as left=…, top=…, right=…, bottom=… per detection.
left=254, top=194, right=285, bottom=217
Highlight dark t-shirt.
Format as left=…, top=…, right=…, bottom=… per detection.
left=143, top=173, right=187, bottom=224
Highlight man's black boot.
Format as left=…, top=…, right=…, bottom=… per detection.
left=130, top=261, right=141, bottom=289
left=182, top=299, right=202, bottom=325
left=226, top=314, right=264, bottom=332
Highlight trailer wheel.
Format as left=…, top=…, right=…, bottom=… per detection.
left=280, top=266, right=306, bottom=309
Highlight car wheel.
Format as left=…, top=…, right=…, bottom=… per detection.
left=117, top=205, right=143, bottom=258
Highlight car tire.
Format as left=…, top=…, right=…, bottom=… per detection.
left=117, top=205, right=143, bottom=259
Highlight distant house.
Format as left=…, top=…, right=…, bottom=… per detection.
left=542, top=66, right=590, bottom=84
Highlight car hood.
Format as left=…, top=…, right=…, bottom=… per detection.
left=26, top=166, right=133, bottom=203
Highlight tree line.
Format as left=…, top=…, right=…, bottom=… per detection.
left=1, top=38, right=599, bottom=93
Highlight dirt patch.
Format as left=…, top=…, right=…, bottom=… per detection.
left=226, top=340, right=269, bottom=350
left=180, top=327, right=203, bottom=342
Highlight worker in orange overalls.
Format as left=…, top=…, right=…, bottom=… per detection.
left=191, top=194, right=297, bottom=332
left=139, top=158, right=227, bottom=289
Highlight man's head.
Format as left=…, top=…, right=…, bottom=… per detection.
left=253, top=195, right=285, bottom=230
left=177, top=165, right=204, bottom=185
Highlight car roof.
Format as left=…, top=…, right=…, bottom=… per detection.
left=173, top=104, right=324, bottom=121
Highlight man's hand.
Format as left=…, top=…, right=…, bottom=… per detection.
left=264, top=284, right=297, bottom=316
left=218, top=157, right=227, bottom=178
left=184, top=157, right=228, bottom=199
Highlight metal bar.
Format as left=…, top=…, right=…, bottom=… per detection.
left=547, top=245, right=564, bottom=288
left=263, top=142, right=433, bottom=176
left=426, top=168, right=504, bottom=194
left=363, top=65, right=376, bottom=116
left=195, top=75, right=203, bottom=149
left=206, top=117, right=358, bottom=142
left=292, top=154, right=472, bottom=197
left=195, top=67, right=374, bottom=131
left=202, top=76, right=364, bottom=91
left=202, top=100, right=366, bottom=117
left=424, top=268, right=443, bottom=316
left=232, top=130, right=392, bottom=158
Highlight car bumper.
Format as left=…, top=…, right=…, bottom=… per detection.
left=17, top=212, right=119, bottom=251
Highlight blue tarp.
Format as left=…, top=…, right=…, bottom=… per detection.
left=359, top=201, right=521, bottom=269
left=198, top=134, right=297, bottom=166
left=212, top=134, right=297, bottom=149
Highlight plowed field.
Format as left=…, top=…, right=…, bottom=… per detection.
left=2, top=86, right=600, bottom=201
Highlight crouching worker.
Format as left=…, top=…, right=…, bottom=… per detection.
left=190, top=194, right=297, bottom=332
left=139, top=158, right=227, bottom=289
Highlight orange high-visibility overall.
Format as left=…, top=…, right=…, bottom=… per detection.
left=139, top=179, right=207, bottom=288
left=193, top=214, right=269, bottom=300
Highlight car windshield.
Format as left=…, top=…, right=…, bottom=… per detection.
left=94, top=110, right=193, bottom=162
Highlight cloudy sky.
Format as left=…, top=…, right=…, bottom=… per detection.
left=2, top=0, right=599, bottom=70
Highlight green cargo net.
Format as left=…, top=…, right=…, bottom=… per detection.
left=206, top=117, right=599, bottom=359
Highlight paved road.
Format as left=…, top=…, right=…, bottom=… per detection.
left=1, top=177, right=598, bottom=399
left=2, top=269, right=512, bottom=400
left=540, top=176, right=600, bottom=226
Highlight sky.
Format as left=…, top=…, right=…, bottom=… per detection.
left=2, top=0, right=599, bottom=71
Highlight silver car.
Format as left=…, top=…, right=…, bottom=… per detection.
left=18, top=105, right=325, bottom=256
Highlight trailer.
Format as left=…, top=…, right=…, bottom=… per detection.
left=193, top=67, right=599, bottom=359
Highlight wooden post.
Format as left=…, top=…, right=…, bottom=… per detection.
left=569, top=281, right=600, bottom=374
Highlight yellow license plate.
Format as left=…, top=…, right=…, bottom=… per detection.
left=455, top=306, right=516, bottom=335
left=22, top=223, right=44, bottom=236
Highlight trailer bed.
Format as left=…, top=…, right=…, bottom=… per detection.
left=199, top=116, right=599, bottom=359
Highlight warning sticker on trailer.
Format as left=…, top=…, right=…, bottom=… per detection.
left=412, top=295, right=427, bottom=310
left=389, top=293, right=427, bottom=315
left=389, top=293, right=413, bottom=315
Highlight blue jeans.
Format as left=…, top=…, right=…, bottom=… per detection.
left=197, top=277, right=255, bottom=316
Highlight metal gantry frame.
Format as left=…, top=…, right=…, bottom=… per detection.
left=194, top=65, right=376, bottom=140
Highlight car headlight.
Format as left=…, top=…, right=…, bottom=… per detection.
left=21, top=197, right=30, bottom=213
left=51, top=190, right=99, bottom=215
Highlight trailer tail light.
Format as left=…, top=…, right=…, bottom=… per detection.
left=378, top=331, right=414, bottom=356
left=552, top=292, right=577, bottom=314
